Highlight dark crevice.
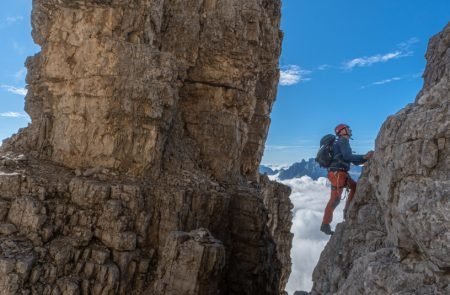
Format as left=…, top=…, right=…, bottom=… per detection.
left=184, top=79, right=245, bottom=92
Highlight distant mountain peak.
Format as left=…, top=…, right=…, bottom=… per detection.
left=260, top=158, right=362, bottom=180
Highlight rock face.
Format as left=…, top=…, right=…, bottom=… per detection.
left=311, top=23, right=450, bottom=294
left=0, top=1, right=293, bottom=294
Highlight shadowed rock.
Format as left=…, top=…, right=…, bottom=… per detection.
left=0, top=0, right=293, bottom=294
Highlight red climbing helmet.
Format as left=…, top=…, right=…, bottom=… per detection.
left=335, top=124, right=350, bottom=135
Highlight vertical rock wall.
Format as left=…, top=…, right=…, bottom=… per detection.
left=311, top=23, right=450, bottom=295
left=4, top=0, right=282, bottom=182
left=0, top=0, right=293, bottom=294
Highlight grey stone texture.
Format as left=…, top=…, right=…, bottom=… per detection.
left=311, top=23, right=450, bottom=295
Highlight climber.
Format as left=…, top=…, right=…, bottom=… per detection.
left=320, top=124, right=374, bottom=235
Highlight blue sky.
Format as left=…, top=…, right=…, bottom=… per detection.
left=0, top=1, right=38, bottom=141
left=264, top=0, right=450, bottom=165
left=0, top=1, right=449, bottom=165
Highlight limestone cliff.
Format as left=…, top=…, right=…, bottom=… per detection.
left=0, top=1, right=293, bottom=294
left=311, top=23, right=450, bottom=294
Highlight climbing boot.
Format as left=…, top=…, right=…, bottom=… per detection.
left=320, top=223, right=334, bottom=235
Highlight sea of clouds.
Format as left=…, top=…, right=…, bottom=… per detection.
left=276, top=176, right=345, bottom=294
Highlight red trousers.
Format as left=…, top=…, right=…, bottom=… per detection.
left=322, top=171, right=356, bottom=225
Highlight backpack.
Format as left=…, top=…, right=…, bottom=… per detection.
left=315, top=134, right=336, bottom=168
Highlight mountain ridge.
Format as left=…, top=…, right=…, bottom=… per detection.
left=261, top=158, right=362, bottom=180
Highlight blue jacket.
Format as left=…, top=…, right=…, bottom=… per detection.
left=328, top=137, right=366, bottom=171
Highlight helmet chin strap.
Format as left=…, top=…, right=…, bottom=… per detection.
left=343, top=128, right=354, bottom=140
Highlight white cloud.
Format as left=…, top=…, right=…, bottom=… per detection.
left=266, top=145, right=308, bottom=151
left=14, top=68, right=27, bottom=82
left=342, top=37, right=419, bottom=71
left=0, top=16, right=24, bottom=28
left=261, top=163, right=290, bottom=171
left=361, top=76, right=402, bottom=89
left=6, top=16, right=24, bottom=24
left=397, top=37, right=419, bottom=51
left=280, top=65, right=312, bottom=86
left=1, top=85, right=28, bottom=96
left=343, top=51, right=406, bottom=70
left=278, top=176, right=345, bottom=293
left=361, top=70, right=424, bottom=89
left=372, top=77, right=401, bottom=85
left=317, top=64, right=330, bottom=71
left=0, top=112, right=27, bottom=118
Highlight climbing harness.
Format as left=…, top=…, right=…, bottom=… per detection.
left=329, top=171, right=350, bottom=201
